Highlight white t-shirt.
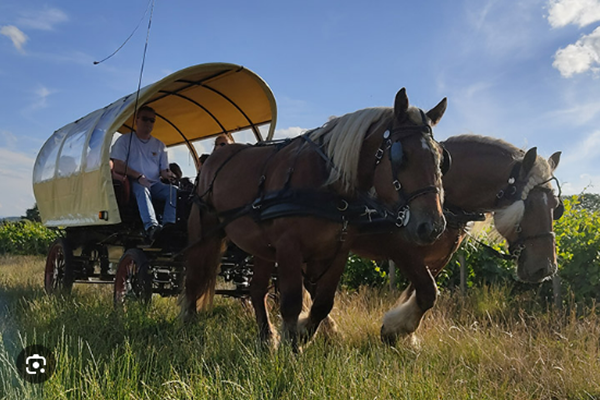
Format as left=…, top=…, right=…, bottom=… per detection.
left=111, top=133, right=168, bottom=184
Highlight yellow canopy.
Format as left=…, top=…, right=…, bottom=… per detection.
left=33, top=63, right=277, bottom=227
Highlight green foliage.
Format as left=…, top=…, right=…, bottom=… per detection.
left=553, top=195, right=600, bottom=303
left=0, top=220, right=60, bottom=255
left=441, top=235, right=516, bottom=290
left=441, top=194, right=600, bottom=305
left=341, top=254, right=387, bottom=289
left=22, top=203, right=41, bottom=222
left=572, top=193, right=600, bottom=213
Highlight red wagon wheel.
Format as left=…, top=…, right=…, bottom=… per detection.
left=113, top=248, right=152, bottom=307
left=44, top=238, right=74, bottom=295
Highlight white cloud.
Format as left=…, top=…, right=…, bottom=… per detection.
left=558, top=130, right=600, bottom=194
left=547, top=0, right=600, bottom=28
left=274, top=127, right=306, bottom=139
left=545, top=99, right=600, bottom=125
left=28, top=86, right=53, bottom=112
left=17, top=8, right=68, bottom=31
left=563, top=130, right=600, bottom=163
left=462, top=0, right=541, bottom=58
left=0, top=147, right=36, bottom=217
left=553, top=26, right=600, bottom=76
left=561, top=173, right=600, bottom=193
left=0, top=130, right=17, bottom=148
left=0, top=25, right=28, bottom=53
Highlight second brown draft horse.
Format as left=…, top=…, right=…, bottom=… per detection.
left=183, top=88, right=448, bottom=348
left=353, top=134, right=563, bottom=345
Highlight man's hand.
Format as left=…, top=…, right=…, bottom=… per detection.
left=137, top=175, right=151, bottom=188
left=161, top=169, right=177, bottom=183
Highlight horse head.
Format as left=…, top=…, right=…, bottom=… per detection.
left=493, top=149, right=562, bottom=282
left=369, top=88, right=448, bottom=245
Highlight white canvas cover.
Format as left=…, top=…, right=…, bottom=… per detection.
left=33, top=63, right=277, bottom=227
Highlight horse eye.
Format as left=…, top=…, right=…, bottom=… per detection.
left=390, top=141, right=404, bottom=170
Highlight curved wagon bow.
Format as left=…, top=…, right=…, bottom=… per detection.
left=33, top=63, right=277, bottom=301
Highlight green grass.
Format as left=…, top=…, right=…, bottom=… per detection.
left=0, top=255, right=599, bottom=399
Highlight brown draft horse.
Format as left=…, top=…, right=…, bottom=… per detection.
left=251, top=134, right=562, bottom=347
left=183, top=88, right=448, bottom=348
left=350, top=134, right=563, bottom=345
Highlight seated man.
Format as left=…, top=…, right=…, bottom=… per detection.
left=110, top=105, right=177, bottom=240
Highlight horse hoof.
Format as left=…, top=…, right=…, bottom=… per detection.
left=405, top=333, right=422, bottom=351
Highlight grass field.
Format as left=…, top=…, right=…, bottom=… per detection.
left=0, top=255, right=599, bottom=399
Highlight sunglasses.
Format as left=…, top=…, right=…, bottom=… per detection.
left=217, top=142, right=227, bottom=147
left=139, top=116, right=155, bottom=123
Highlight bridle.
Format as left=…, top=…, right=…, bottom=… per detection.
left=499, top=172, right=564, bottom=259
left=374, top=110, right=450, bottom=227
left=507, top=183, right=563, bottom=258
left=466, top=167, right=563, bottom=261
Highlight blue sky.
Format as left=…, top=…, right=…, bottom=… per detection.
left=1, top=0, right=600, bottom=218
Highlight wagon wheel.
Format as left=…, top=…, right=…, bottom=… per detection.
left=44, top=238, right=74, bottom=295
left=113, top=248, right=152, bottom=307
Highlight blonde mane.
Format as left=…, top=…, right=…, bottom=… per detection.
left=307, top=107, right=393, bottom=192
left=307, top=106, right=432, bottom=193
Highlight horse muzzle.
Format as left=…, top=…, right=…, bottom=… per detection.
left=416, top=219, right=446, bottom=244
left=380, top=325, right=399, bottom=346
left=517, top=255, right=557, bottom=283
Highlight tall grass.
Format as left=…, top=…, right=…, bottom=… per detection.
left=0, top=256, right=599, bottom=399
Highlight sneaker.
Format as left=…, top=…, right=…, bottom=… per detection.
left=146, top=224, right=162, bottom=242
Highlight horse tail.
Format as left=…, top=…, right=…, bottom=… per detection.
left=180, top=203, right=224, bottom=320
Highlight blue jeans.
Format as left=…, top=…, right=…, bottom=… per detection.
left=131, top=181, right=177, bottom=230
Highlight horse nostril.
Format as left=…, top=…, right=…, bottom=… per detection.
left=417, top=222, right=432, bottom=239
left=417, top=222, right=442, bottom=243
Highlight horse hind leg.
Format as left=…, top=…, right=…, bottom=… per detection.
left=298, top=253, right=347, bottom=344
left=250, top=257, right=279, bottom=348
left=301, top=275, right=339, bottom=341
left=180, top=235, right=224, bottom=322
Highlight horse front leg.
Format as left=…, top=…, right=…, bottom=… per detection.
left=380, top=259, right=437, bottom=346
left=250, top=257, right=278, bottom=347
left=275, top=240, right=304, bottom=351
left=298, top=251, right=347, bottom=344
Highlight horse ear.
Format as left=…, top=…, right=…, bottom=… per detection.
left=521, top=147, right=537, bottom=176
left=394, top=88, right=409, bottom=120
left=426, top=98, right=447, bottom=126
left=548, top=151, right=561, bottom=172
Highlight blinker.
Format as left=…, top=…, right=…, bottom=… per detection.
left=554, top=200, right=564, bottom=221
left=390, top=141, right=404, bottom=171
left=441, top=146, right=452, bottom=175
